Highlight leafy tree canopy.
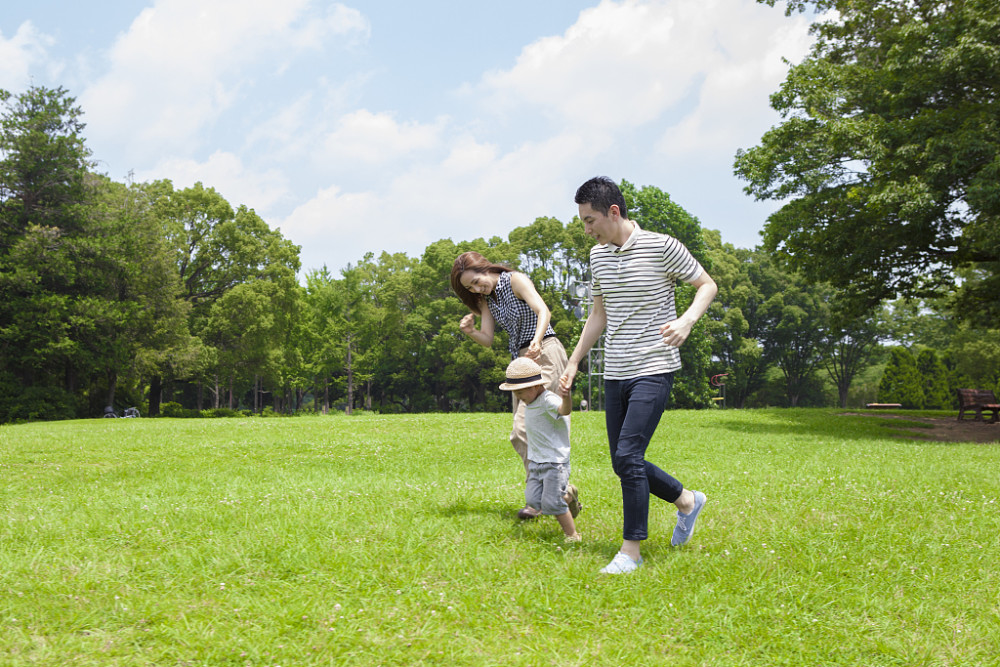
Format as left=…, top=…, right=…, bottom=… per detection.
left=738, top=0, right=1000, bottom=324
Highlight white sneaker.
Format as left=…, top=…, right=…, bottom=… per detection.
left=599, top=552, right=642, bottom=574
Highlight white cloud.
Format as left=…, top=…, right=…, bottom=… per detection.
left=0, top=22, right=55, bottom=91
left=475, top=0, right=812, bottom=156
left=12, top=0, right=815, bottom=274
left=476, top=0, right=712, bottom=130
left=137, top=150, right=290, bottom=213
left=320, top=110, right=445, bottom=165
left=657, top=3, right=813, bottom=157
left=280, top=130, right=600, bottom=273
left=79, top=0, right=370, bottom=166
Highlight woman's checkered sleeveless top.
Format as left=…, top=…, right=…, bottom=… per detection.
left=486, top=272, right=555, bottom=359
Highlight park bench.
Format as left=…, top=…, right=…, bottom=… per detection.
left=956, top=389, right=1000, bottom=423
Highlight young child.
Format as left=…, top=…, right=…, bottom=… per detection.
left=499, top=357, right=582, bottom=542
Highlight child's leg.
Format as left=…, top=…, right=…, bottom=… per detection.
left=555, top=511, right=579, bottom=538
left=524, top=463, right=543, bottom=514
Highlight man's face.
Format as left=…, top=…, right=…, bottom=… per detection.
left=578, top=202, right=617, bottom=245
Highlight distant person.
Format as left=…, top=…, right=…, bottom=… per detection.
left=451, top=251, right=570, bottom=519
left=559, top=176, right=718, bottom=574
left=499, top=357, right=581, bottom=542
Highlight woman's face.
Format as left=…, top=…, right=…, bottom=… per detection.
left=460, top=270, right=496, bottom=295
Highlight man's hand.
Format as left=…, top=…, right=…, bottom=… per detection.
left=559, top=360, right=579, bottom=394
left=659, top=317, right=694, bottom=347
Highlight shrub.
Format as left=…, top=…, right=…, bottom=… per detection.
left=916, top=349, right=950, bottom=409
left=159, top=402, right=201, bottom=418
left=878, top=347, right=924, bottom=408
left=0, top=381, right=81, bottom=423
left=200, top=407, right=243, bottom=418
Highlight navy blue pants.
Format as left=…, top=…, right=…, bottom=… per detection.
left=605, top=373, right=683, bottom=541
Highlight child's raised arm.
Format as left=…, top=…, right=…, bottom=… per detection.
left=558, top=384, right=573, bottom=416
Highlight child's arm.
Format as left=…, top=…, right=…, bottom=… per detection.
left=558, top=384, right=573, bottom=416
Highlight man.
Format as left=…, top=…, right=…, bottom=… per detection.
left=559, top=176, right=718, bottom=575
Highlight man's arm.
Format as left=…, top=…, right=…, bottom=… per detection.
left=659, top=270, right=718, bottom=347
left=559, top=295, right=607, bottom=392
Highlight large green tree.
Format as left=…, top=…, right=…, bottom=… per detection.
left=146, top=181, right=300, bottom=414
left=0, top=85, right=96, bottom=419
left=762, top=274, right=831, bottom=407
left=737, top=0, right=1000, bottom=323
left=0, top=85, right=92, bottom=247
left=703, top=234, right=789, bottom=409
left=821, top=301, right=886, bottom=408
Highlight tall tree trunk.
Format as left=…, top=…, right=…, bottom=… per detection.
left=106, top=370, right=118, bottom=409
left=213, top=374, right=220, bottom=409
left=323, top=377, right=329, bottom=415
left=346, top=334, right=353, bottom=415
left=228, top=375, right=234, bottom=409
left=149, top=375, right=163, bottom=416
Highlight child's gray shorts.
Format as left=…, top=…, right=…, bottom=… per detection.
left=525, top=461, right=570, bottom=515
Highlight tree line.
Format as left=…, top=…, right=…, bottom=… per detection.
left=2, top=89, right=998, bottom=420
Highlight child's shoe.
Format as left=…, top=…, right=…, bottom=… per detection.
left=565, top=484, right=582, bottom=518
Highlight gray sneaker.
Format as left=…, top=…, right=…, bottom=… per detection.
left=671, top=491, right=707, bottom=546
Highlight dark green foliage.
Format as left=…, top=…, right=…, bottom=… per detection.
left=0, top=373, right=80, bottom=422
left=201, top=407, right=243, bottom=418
left=878, top=347, right=925, bottom=408
left=915, top=348, right=951, bottom=409
left=158, top=402, right=201, bottom=418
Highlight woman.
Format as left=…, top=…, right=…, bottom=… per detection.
left=450, top=251, right=571, bottom=518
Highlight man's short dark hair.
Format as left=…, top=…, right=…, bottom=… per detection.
left=575, top=176, right=628, bottom=219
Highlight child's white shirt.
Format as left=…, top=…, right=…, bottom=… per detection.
left=523, top=389, right=570, bottom=464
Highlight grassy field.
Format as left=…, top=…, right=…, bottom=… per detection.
left=1, top=409, right=998, bottom=666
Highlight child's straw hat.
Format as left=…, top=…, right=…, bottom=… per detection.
left=498, top=357, right=547, bottom=391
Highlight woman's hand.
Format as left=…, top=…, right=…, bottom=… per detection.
left=459, top=313, right=476, bottom=335
left=524, top=339, right=541, bottom=360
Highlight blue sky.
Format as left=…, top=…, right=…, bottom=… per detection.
left=1, top=0, right=813, bottom=275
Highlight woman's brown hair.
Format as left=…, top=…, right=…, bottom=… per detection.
left=450, top=251, right=511, bottom=313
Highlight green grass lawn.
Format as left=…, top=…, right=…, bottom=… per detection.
left=1, top=409, right=998, bottom=666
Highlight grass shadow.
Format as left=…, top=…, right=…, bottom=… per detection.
left=435, top=499, right=513, bottom=520
left=697, top=408, right=982, bottom=446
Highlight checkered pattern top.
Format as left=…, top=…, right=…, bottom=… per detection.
left=486, top=272, right=555, bottom=359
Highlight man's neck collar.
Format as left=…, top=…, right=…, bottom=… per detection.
left=609, top=220, right=639, bottom=252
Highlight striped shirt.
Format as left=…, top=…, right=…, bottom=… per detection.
left=591, top=223, right=703, bottom=380
left=486, top=272, right=556, bottom=359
